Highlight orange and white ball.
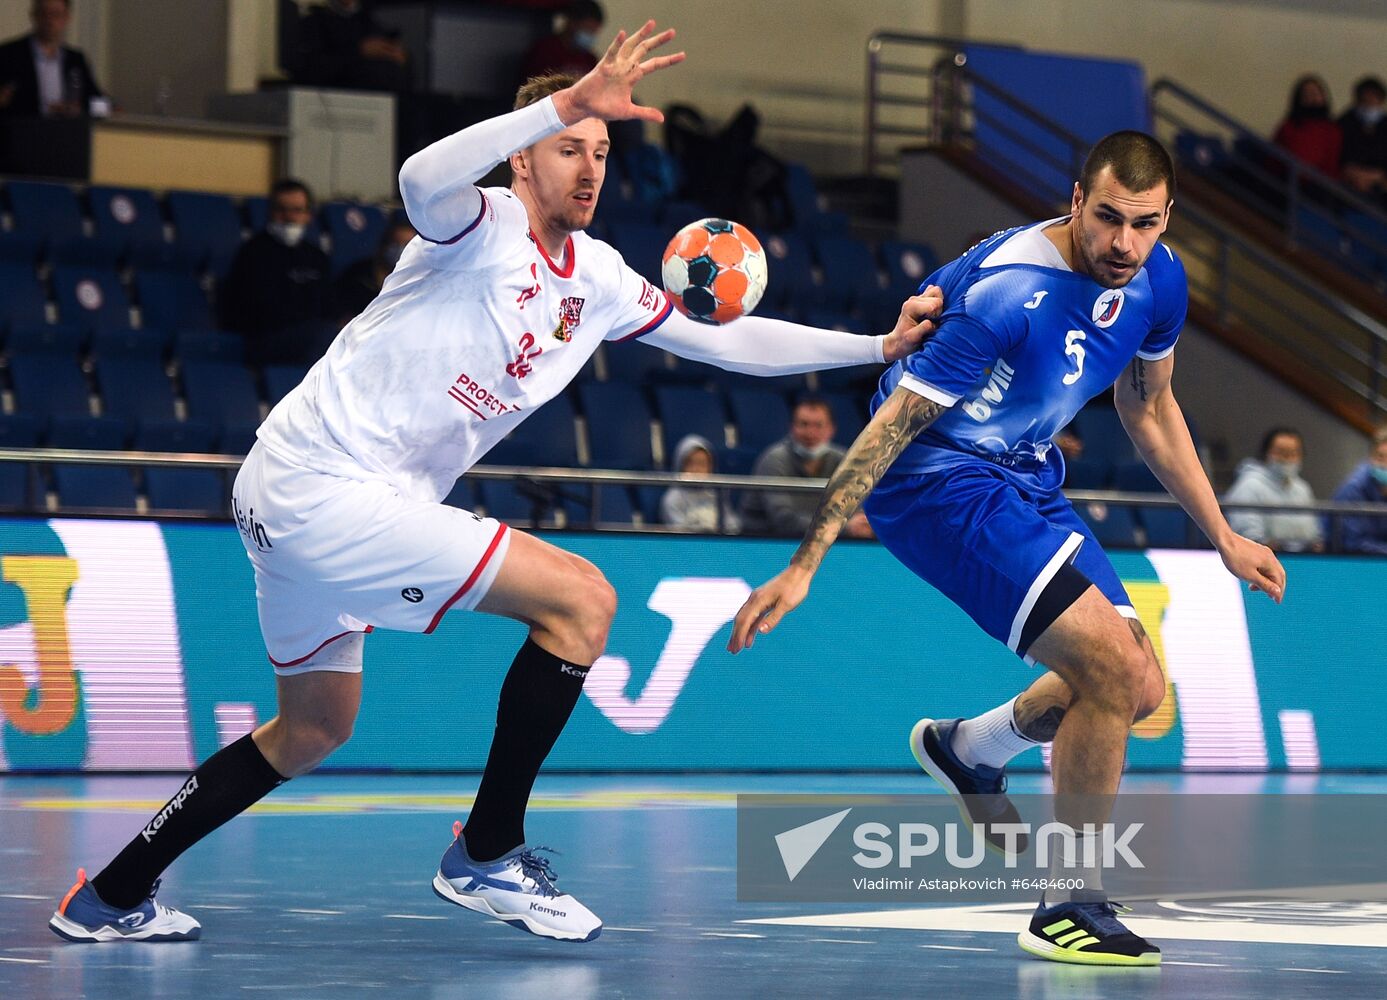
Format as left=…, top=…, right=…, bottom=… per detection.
left=660, top=218, right=768, bottom=324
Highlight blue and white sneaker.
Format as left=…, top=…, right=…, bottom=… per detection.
left=432, top=822, right=601, bottom=942
left=49, top=869, right=201, bottom=943
left=910, top=717, right=1029, bottom=854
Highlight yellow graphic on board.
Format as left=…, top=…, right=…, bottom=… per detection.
left=0, top=555, right=80, bottom=735
left=1125, top=580, right=1177, bottom=739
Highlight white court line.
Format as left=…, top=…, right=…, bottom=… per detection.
left=604, top=926, right=657, bottom=933
left=0, top=894, right=46, bottom=900
left=284, top=908, right=344, bottom=915
left=1278, top=968, right=1347, bottom=974
left=1164, top=961, right=1228, bottom=967
left=702, top=932, right=765, bottom=939
left=920, top=944, right=995, bottom=952
left=0, top=957, right=47, bottom=964
left=383, top=914, right=449, bottom=921
left=194, top=905, right=247, bottom=911
left=806, top=938, right=874, bottom=945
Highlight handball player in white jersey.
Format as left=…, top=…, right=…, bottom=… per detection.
left=49, top=20, right=943, bottom=944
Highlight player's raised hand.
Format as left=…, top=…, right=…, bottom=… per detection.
left=727, top=566, right=813, bottom=653
left=882, top=284, right=944, bottom=362
left=554, top=20, right=685, bottom=125
left=1219, top=533, right=1286, bottom=603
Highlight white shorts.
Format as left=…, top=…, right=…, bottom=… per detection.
left=232, top=443, right=511, bottom=675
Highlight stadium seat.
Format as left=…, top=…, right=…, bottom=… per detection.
left=90, top=326, right=168, bottom=360
left=181, top=360, right=263, bottom=429
left=488, top=396, right=580, bottom=468
left=322, top=201, right=386, bottom=276
left=817, top=390, right=868, bottom=442
left=760, top=231, right=818, bottom=311
left=578, top=382, right=655, bottom=469
left=441, top=477, right=475, bottom=511
left=477, top=478, right=565, bottom=527
left=5, top=324, right=84, bottom=356
left=136, top=420, right=225, bottom=514
left=604, top=341, right=670, bottom=384
left=728, top=388, right=791, bottom=451
left=175, top=330, right=244, bottom=364
left=136, top=270, right=215, bottom=332
left=620, top=142, right=679, bottom=205
left=801, top=308, right=866, bottom=336
left=813, top=235, right=881, bottom=313
left=0, top=414, right=41, bottom=510
left=607, top=222, right=667, bottom=285
left=0, top=262, right=51, bottom=331
left=658, top=200, right=708, bottom=229
left=814, top=362, right=880, bottom=392
left=880, top=240, right=939, bottom=297
left=5, top=180, right=88, bottom=261
left=654, top=384, right=728, bottom=456
left=47, top=415, right=138, bottom=511
left=783, top=163, right=824, bottom=232
left=264, top=364, right=310, bottom=406
left=167, top=191, right=244, bottom=279
left=1071, top=405, right=1135, bottom=480
left=1062, top=456, right=1112, bottom=489
left=564, top=484, right=638, bottom=527
left=7, top=355, right=91, bottom=420
left=51, top=265, right=130, bottom=333
left=88, top=186, right=167, bottom=265
left=1116, top=461, right=1196, bottom=547
left=1074, top=500, right=1139, bottom=548
left=95, top=358, right=179, bottom=424
left=243, top=195, right=269, bottom=233
left=217, top=423, right=259, bottom=456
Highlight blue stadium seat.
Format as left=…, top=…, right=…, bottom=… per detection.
left=243, top=195, right=269, bottom=233
left=175, top=330, right=244, bottom=364
left=136, top=270, right=214, bottom=332
left=620, top=142, right=679, bottom=205
left=167, top=191, right=244, bottom=279
left=608, top=222, right=667, bottom=285
left=0, top=414, right=41, bottom=510
left=181, top=360, right=262, bottom=428
left=47, top=414, right=138, bottom=511
left=51, top=265, right=130, bottom=333
left=95, top=357, right=178, bottom=424
left=880, top=240, right=940, bottom=296
left=1116, top=461, right=1196, bottom=547
left=654, top=384, right=727, bottom=457
left=563, top=484, right=638, bottom=528
left=728, top=388, right=791, bottom=451
left=761, top=232, right=818, bottom=311
left=5, top=324, right=83, bottom=356
left=1074, top=500, right=1139, bottom=548
left=783, top=163, right=823, bottom=231
left=1062, top=456, right=1112, bottom=489
left=817, top=390, right=868, bottom=442
left=90, top=326, right=168, bottom=360
left=0, top=262, right=50, bottom=330
left=264, top=364, right=310, bottom=406
left=488, top=397, right=580, bottom=468
left=1071, top=405, right=1135, bottom=480
left=5, top=180, right=87, bottom=261
left=477, top=478, right=564, bottom=527
left=8, top=355, right=90, bottom=419
left=813, top=236, right=881, bottom=313
left=441, top=478, right=475, bottom=511
left=801, top=307, right=866, bottom=336
left=88, top=186, right=167, bottom=265
left=322, top=202, right=386, bottom=276
left=604, top=341, right=670, bottom=384
left=578, top=382, right=654, bottom=469
left=814, top=361, right=880, bottom=391
left=136, top=420, right=225, bottom=513
left=1174, top=131, right=1228, bottom=176
left=658, top=200, right=707, bottom=229
left=217, top=423, right=259, bottom=456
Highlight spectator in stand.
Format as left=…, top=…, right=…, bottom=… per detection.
left=1273, top=75, right=1341, bottom=180
left=0, top=0, right=105, bottom=119
left=290, top=0, right=408, bottom=94
left=741, top=397, right=873, bottom=539
left=1338, top=76, right=1387, bottom=201
left=1328, top=427, right=1387, bottom=554
left=220, top=179, right=332, bottom=368
left=1225, top=426, right=1323, bottom=552
left=520, top=1, right=604, bottom=84
left=661, top=435, right=740, bottom=532
left=335, top=217, right=416, bottom=323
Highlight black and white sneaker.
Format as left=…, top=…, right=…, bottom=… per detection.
left=909, top=717, right=1028, bottom=854
left=1018, top=893, right=1160, bottom=966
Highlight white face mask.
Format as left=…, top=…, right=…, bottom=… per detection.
left=1359, top=105, right=1385, bottom=126
left=268, top=221, right=306, bottom=247
left=791, top=440, right=833, bottom=462
left=1269, top=459, right=1301, bottom=482
left=572, top=29, right=598, bottom=51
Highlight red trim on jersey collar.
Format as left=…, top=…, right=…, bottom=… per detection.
left=530, top=230, right=575, bottom=278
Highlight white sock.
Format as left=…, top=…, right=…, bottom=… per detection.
left=1043, top=827, right=1103, bottom=906
left=950, top=696, right=1039, bottom=769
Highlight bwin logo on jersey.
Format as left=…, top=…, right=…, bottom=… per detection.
left=963, top=358, right=1016, bottom=422
left=1092, top=288, right=1124, bottom=328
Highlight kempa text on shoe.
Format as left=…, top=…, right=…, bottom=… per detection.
left=141, top=776, right=199, bottom=842
left=530, top=901, right=567, bottom=918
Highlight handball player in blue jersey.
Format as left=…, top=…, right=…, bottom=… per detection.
left=730, top=132, right=1286, bottom=966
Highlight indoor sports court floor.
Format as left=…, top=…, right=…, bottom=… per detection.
left=1, top=773, right=1384, bottom=999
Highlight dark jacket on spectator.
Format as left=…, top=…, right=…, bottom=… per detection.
left=220, top=232, right=332, bottom=367
left=1338, top=108, right=1387, bottom=175
left=1328, top=462, right=1387, bottom=554
left=290, top=2, right=405, bottom=92
left=0, top=34, right=103, bottom=117
left=740, top=438, right=847, bottom=536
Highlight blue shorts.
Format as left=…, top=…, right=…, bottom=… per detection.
left=863, top=462, right=1135, bottom=663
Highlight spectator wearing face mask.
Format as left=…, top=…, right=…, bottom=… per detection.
left=1273, top=74, right=1341, bottom=180
left=741, top=397, right=873, bottom=539
left=1339, top=75, right=1387, bottom=200
left=1328, top=426, right=1387, bottom=554
left=335, top=218, right=416, bottom=323
left=660, top=434, right=740, bottom=532
left=220, top=178, right=332, bottom=368
left=1225, top=426, right=1324, bottom=552
left=519, top=1, right=604, bottom=85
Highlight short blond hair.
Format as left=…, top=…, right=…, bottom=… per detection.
left=515, top=72, right=579, bottom=111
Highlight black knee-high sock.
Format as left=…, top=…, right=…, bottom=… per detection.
left=463, top=638, right=589, bottom=862
left=92, top=734, right=286, bottom=909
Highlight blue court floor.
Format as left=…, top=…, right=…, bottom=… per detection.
left=1, top=773, right=1384, bottom=999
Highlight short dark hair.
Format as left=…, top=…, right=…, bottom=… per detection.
left=515, top=72, right=580, bottom=111
left=567, top=1, right=604, bottom=25
left=33, top=0, right=72, bottom=12
left=1354, top=76, right=1387, bottom=103
left=1371, top=426, right=1387, bottom=449
left=270, top=178, right=313, bottom=208
left=1079, top=131, right=1176, bottom=202
left=793, top=396, right=834, bottom=422
left=1260, top=426, right=1303, bottom=459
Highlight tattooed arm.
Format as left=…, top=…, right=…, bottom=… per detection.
left=1115, top=352, right=1285, bottom=601
left=727, top=385, right=946, bottom=652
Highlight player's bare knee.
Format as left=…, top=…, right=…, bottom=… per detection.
left=574, top=575, right=617, bottom=660
left=280, top=717, right=353, bottom=773
left=1135, top=659, right=1167, bottom=720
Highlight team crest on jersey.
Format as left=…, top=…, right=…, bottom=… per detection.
left=1092, top=288, right=1124, bottom=328
left=554, top=296, right=585, bottom=341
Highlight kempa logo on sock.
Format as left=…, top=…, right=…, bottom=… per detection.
left=559, top=663, right=589, bottom=679
left=141, top=776, right=199, bottom=842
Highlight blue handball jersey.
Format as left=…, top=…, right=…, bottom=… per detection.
left=873, top=217, right=1188, bottom=490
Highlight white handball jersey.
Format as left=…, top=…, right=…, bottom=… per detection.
left=257, top=186, right=672, bottom=502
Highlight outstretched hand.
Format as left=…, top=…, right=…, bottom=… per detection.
left=1219, top=533, right=1286, bottom=603
left=553, top=20, right=685, bottom=126
left=882, top=285, right=944, bottom=362
left=727, top=566, right=813, bottom=654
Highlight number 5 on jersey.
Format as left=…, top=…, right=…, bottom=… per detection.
left=1062, top=329, right=1086, bottom=385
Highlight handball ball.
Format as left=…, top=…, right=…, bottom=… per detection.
left=661, top=218, right=768, bottom=324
